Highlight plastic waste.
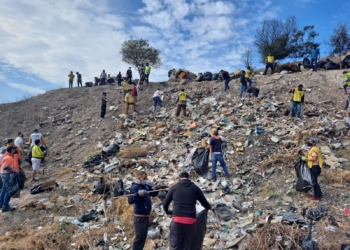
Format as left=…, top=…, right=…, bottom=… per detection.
left=193, top=210, right=208, bottom=250
left=214, top=205, right=235, bottom=221
left=78, top=210, right=99, bottom=222
left=277, top=211, right=308, bottom=227
left=192, top=148, right=209, bottom=175
left=295, top=159, right=315, bottom=192
left=102, top=143, right=120, bottom=155
left=82, top=154, right=103, bottom=168
left=113, top=179, right=124, bottom=197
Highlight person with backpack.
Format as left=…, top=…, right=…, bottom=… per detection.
left=208, top=130, right=230, bottom=181
left=128, top=171, right=158, bottom=250
left=310, top=45, right=320, bottom=72
left=289, top=84, right=305, bottom=118
left=145, top=63, right=151, bottom=84
left=162, top=171, right=211, bottom=250
left=68, top=71, right=75, bottom=88
left=263, top=53, right=275, bottom=75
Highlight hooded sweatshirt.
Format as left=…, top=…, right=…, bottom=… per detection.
left=128, top=182, right=158, bottom=216
left=162, top=179, right=211, bottom=219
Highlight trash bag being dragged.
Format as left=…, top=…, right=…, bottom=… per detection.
left=18, top=168, right=26, bottom=190
left=82, top=154, right=103, bottom=168
left=192, top=148, right=209, bottom=175
left=8, top=173, right=20, bottom=197
left=295, top=159, right=315, bottom=192
left=193, top=209, right=208, bottom=250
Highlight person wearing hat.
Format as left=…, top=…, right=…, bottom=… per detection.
left=128, top=171, right=158, bottom=250
left=0, top=147, right=6, bottom=163
left=288, top=84, right=305, bottom=118
left=175, top=89, right=191, bottom=117
left=303, top=138, right=323, bottom=201
left=0, top=146, right=19, bottom=212
left=163, top=172, right=211, bottom=250
left=208, top=130, right=230, bottom=181
left=101, top=92, right=108, bottom=118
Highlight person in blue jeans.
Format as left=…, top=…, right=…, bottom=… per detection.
left=289, top=84, right=305, bottom=118
left=310, top=45, right=320, bottom=72
left=239, top=70, right=249, bottom=98
left=221, top=70, right=230, bottom=91
left=208, top=130, right=229, bottom=181
left=152, top=89, right=164, bottom=110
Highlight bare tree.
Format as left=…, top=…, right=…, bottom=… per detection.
left=325, top=23, right=350, bottom=63
left=242, top=47, right=254, bottom=69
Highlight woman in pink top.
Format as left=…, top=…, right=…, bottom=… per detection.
left=152, top=89, right=164, bottom=109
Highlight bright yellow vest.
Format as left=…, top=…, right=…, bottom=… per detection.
left=307, top=146, right=323, bottom=168
left=123, top=81, right=129, bottom=90
left=267, top=56, right=274, bottom=63
left=345, top=73, right=350, bottom=86
left=245, top=69, right=251, bottom=78
left=145, top=66, right=151, bottom=74
left=292, top=89, right=304, bottom=102
left=125, top=93, right=134, bottom=103
left=178, top=92, right=186, bottom=101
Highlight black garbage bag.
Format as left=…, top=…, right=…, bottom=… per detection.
left=30, top=184, right=43, bottom=194
left=202, top=72, right=213, bottom=81
left=302, top=235, right=318, bottom=250
left=78, top=210, right=99, bottom=222
left=102, top=143, right=120, bottom=156
left=212, top=73, right=219, bottom=81
left=192, top=148, right=209, bottom=175
left=113, top=179, right=124, bottom=197
left=25, top=149, right=32, bottom=165
left=277, top=211, right=308, bottom=227
left=157, top=190, right=167, bottom=199
left=82, top=154, right=103, bottom=168
left=325, top=61, right=340, bottom=70
left=215, top=205, right=235, bottom=221
left=18, top=167, right=26, bottom=190
left=193, top=210, right=208, bottom=250
left=97, top=177, right=109, bottom=195
left=343, top=55, right=350, bottom=68
left=317, top=60, right=327, bottom=68
left=8, top=173, right=19, bottom=197
left=295, top=160, right=314, bottom=192
left=107, top=78, right=115, bottom=83
left=341, top=244, right=350, bottom=250
left=303, top=57, right=311, bottom=68
left=303, top=206, right=328, bottom=221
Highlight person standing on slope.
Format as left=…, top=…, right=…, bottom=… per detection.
left=100, top=70, right=107, bottom=86
left=263, top=53, right=275, bottom=75
left=310, top=44, right=320, bottom=72
left=288, top=84, right=305, bottom=119
left=68, top=71, right=75, bottom=88
left=76, top=72, right=82, bottom=87
left=145, top=63, right=151, bottom=84
left=221, top=70, right=231, bottom=91
left=245, top=66, right=252, bottom=86
left=101, top=92, right=108, bottom=118
left=208, top=130, right=230, bottom=181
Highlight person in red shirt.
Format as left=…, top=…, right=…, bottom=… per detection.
left=131, top=85, right=138, bottom=105
left=163, top=172, right=211, bottom=250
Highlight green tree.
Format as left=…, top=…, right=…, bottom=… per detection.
left=325, top=23, right=350, bottom=63
left=254, top=16, right=319, bottom=62
left=120, top=38, right=162, bottom=76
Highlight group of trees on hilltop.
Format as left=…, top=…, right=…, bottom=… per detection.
left=253, top=16, right=350, bottom=64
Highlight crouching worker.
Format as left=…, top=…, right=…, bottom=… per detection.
left=31, top=139, right=44, bottom=182
left=163, top=172, right=212, bottom=250
left=0, top=146, right=19, bottom=212
left=175, top=89, right=192, bottom=117
left=243, top=86, right=260, bottom=105
left=125, top=90, right=136, bottom=114
left=128, top=171, right=158, bottom=250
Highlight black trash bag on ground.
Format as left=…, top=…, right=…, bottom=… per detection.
left=215, top=205, right=235, bottom=221
left=212, top=73, right=219, bottom=81
left=107, top=78, right=115, bottom=83
left=295, top=160, right=314, bottom=192
left=18, top=168, right=26, bottom=190
left=97, top=177, right=109, bottom=195
left=202, top=72, right=213, bottom=81
left=113, top=179, right=124, bottom=197
left=157, top=190, right=167, bottom=199
left=25, top=149, right=32, bottom=165
left=303, top=206, right=328, bottom=221
left=303, top=57, right=311, bottom=68
left=192, top=148, right=209, bottom=175
left=325, top=61, right=340, bottom=70
left=277, top=211, right=308, bottom=227
left=82, top=154, right=103, bottom=168
left=341, top=244, right=350, bottom=250
left=30, top=184, right=43, bottom=194
left=343, top=55, right=350, bottom=68
left=8, top=173, right=19, bottom=197
left=78, top=210, right=99, bottom=222
left=102, top=143, right=120, bottom=156
left=317, top=60, right=327, bottom=68
left=302, top=236, right=318, bottom=250
left=193, top=209, right=208, bottom=250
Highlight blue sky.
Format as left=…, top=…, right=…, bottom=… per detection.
left=0, top=0, right=348, bottom=102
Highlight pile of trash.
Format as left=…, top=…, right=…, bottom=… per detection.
left=302, top=56, right=350, bottom=70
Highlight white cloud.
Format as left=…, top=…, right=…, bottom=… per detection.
left=7, top=83, right=45, bottom=95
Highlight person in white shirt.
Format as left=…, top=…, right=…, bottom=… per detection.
left=100, top=70, right=107, bottom=85
left=152, top=89, right=164, bottom=110
left=14, top=132, right=24, bottom=153
left=0, top=146, right=6, bottom=163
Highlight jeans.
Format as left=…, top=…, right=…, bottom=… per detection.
left=145, top=74, right=149, bottom=84
left=224, top=79, right=230, bottom=91
left=311, top=58, right=318, bottom=72
left=0, top=175, right=11, bottom=209
left=239, top=85, right=249, bottom=98
left=117, top=79, right=122, bottom=86
left=264, top=63, right=274, bottom=75
left=132, top=216, right=149, bottom=250
left=77, top=79, right=82, bottom=87
left=69, top=80, right=73, bottom=88
left=310, top=165, right=322, bottom=198
left=246, top=78, right=252, bottom=87
left=170, top=221, right=196, bottom=250
left=153, top=96, right=163, bottom=109
left=345, top=97, right=350, bottom=110
left=211, top=153, right=229, bottom=180
left=290, top=101, right=301, bottom=118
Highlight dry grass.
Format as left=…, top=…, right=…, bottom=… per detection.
left=117, top=147, right=148, bottom=158
left=259, top=181, right=278, bottom=198
left=323, top=169, right=350, bottom=185
left=260, top=153, right=296, bottom=170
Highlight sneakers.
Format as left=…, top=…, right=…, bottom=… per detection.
left=2, top=207, right=15, bottom=212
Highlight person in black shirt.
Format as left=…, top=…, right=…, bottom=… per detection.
left=76, top=72, right=82, bottom=87
left=244, top=87, right=260, bottom=104
left=221, top=70, right=230, bottom=91
left=239, top=70, right=248, bottom=98
left=101, top=92, right=108, bottom=118
left=116, top=71, right=122, bottom=86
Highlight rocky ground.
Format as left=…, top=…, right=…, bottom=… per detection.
left=1, top=67, right=350, bottom=249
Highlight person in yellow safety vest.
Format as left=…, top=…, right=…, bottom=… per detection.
left=302, top=138, right=323, bottom=201
left=263, top=53, right=275, bottom=75
left=288, top=84, right=305, bottom=119
left=31, top=139, right=44, bottom=182
left=245, top=66, right=252, bottom=86
left=125, top=90, right=136, bottom=114
left=145, top=63, right=151, bottom=84
left=175, top=89, right=192, bottom=117
left=123, top=78, right=130, bottom=96
left=68, top=71, right=75, bottom=88
left=342, top=71, right=350, bottom=94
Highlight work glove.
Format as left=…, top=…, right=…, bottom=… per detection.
left=301, top=156, right=306, bottom=161
left=138, top=190, right=147, bottom=196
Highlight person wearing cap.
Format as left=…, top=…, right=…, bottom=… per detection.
left=208, top=130, right=230, bottom=181
left=303, top=138, right=323, bottom=201
left=0, top=147, right=6, bottom=163
left=175, top=89, right=191, bottom=117
left=101, top=92, right=108, bottom=118
left=128, top=171, right=158, bottom=250
left=163, top=172, right=211, bottom=250
left=125, top=89, right=136, bottom=114
left=68, top=71, right=75, bottom=88
left=263, top=52, right=275, bottom=75
left=0, top=146, right=19, bottom=212
left=288, top=84, right=305, bottom=119
left=310, top=44, right=320, bottom=72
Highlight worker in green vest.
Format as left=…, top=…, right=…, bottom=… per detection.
left=343, top=71, right=350, bottom=94
left=145, top=63, right=151, bottom=84
left=288, top=84, right=305, bottom=118
left=175, top=89, right=191, bottom=117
